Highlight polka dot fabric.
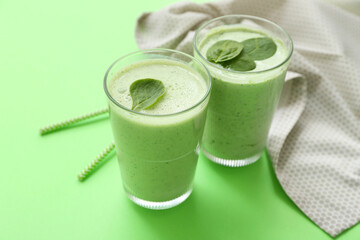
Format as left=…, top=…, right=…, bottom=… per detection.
left=135, top=0, right=360, bottom=237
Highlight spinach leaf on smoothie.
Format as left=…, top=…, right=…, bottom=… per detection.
left=206, top=40, right=243, bottom=63
left=222, top=54, right=256, bottom=71
left=206, top=37, right=277, bottom=71
left=130, top=79, right=165, bottom=111
left=241, top=37, right=277, bottom=60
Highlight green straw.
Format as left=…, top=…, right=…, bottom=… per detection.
left=78, top=142, right=115, bottom=182
left=39, top=107, right=109, bottom=135
left=40, top=107, right=115, bottom=181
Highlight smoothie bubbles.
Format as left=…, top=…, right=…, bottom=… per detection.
left=194, top=15, right=293, bottom=167
left=104, top=49, right=211, bottom=209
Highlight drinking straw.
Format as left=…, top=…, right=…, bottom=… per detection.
left=78, top=142, right=115, bottom=182
left=39, top=108, right=109, bottom=135
left=40, top=108, right=115, bottom=181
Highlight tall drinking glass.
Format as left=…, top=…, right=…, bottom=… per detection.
left=104, top=49, right=211, bottom=209
left=194, top=15, right=293, bottom=167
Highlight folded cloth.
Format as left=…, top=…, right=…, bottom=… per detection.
left=135, top=0, right=360, bottom=236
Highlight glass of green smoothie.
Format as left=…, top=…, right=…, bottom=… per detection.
left=104, top=49, right=211, bottom=209
left=194, top=15, right=293, bottom=167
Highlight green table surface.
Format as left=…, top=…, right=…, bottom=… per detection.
left=1, top=0, right=359, bottom=239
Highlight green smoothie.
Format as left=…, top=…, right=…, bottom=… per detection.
left=194, top=19, right=292, bottom=166
left=106, top=57, right=210, bottom=206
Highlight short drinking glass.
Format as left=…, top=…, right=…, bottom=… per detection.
left=104, top=49, right=211, bottom=209
left=194, top=15, right=293, bottom=167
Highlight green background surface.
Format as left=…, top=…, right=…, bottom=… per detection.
left=1, top=0, right=359, bottom=239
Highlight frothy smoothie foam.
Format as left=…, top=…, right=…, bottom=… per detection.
left=109, top=59, right=207, bottom=115
left=105, top=54, right=210, bottom=209
left=199, top=27, right=288, bottom=73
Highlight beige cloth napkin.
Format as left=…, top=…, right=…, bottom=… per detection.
left=135, top=0, right=360, bottom=236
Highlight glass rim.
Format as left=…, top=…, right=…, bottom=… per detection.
left=104, top=48, right=212, bottom=117
left=193, top=14, right=294, bottom=74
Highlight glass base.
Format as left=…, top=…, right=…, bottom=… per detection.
left=126, top=188, right=192, bottom=210
left=201, top=148, right=262, bottom=167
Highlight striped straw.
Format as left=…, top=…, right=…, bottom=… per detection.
left=77, top=142, right=115, bottom=182
left=40, top=108, right=109, bottom=135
